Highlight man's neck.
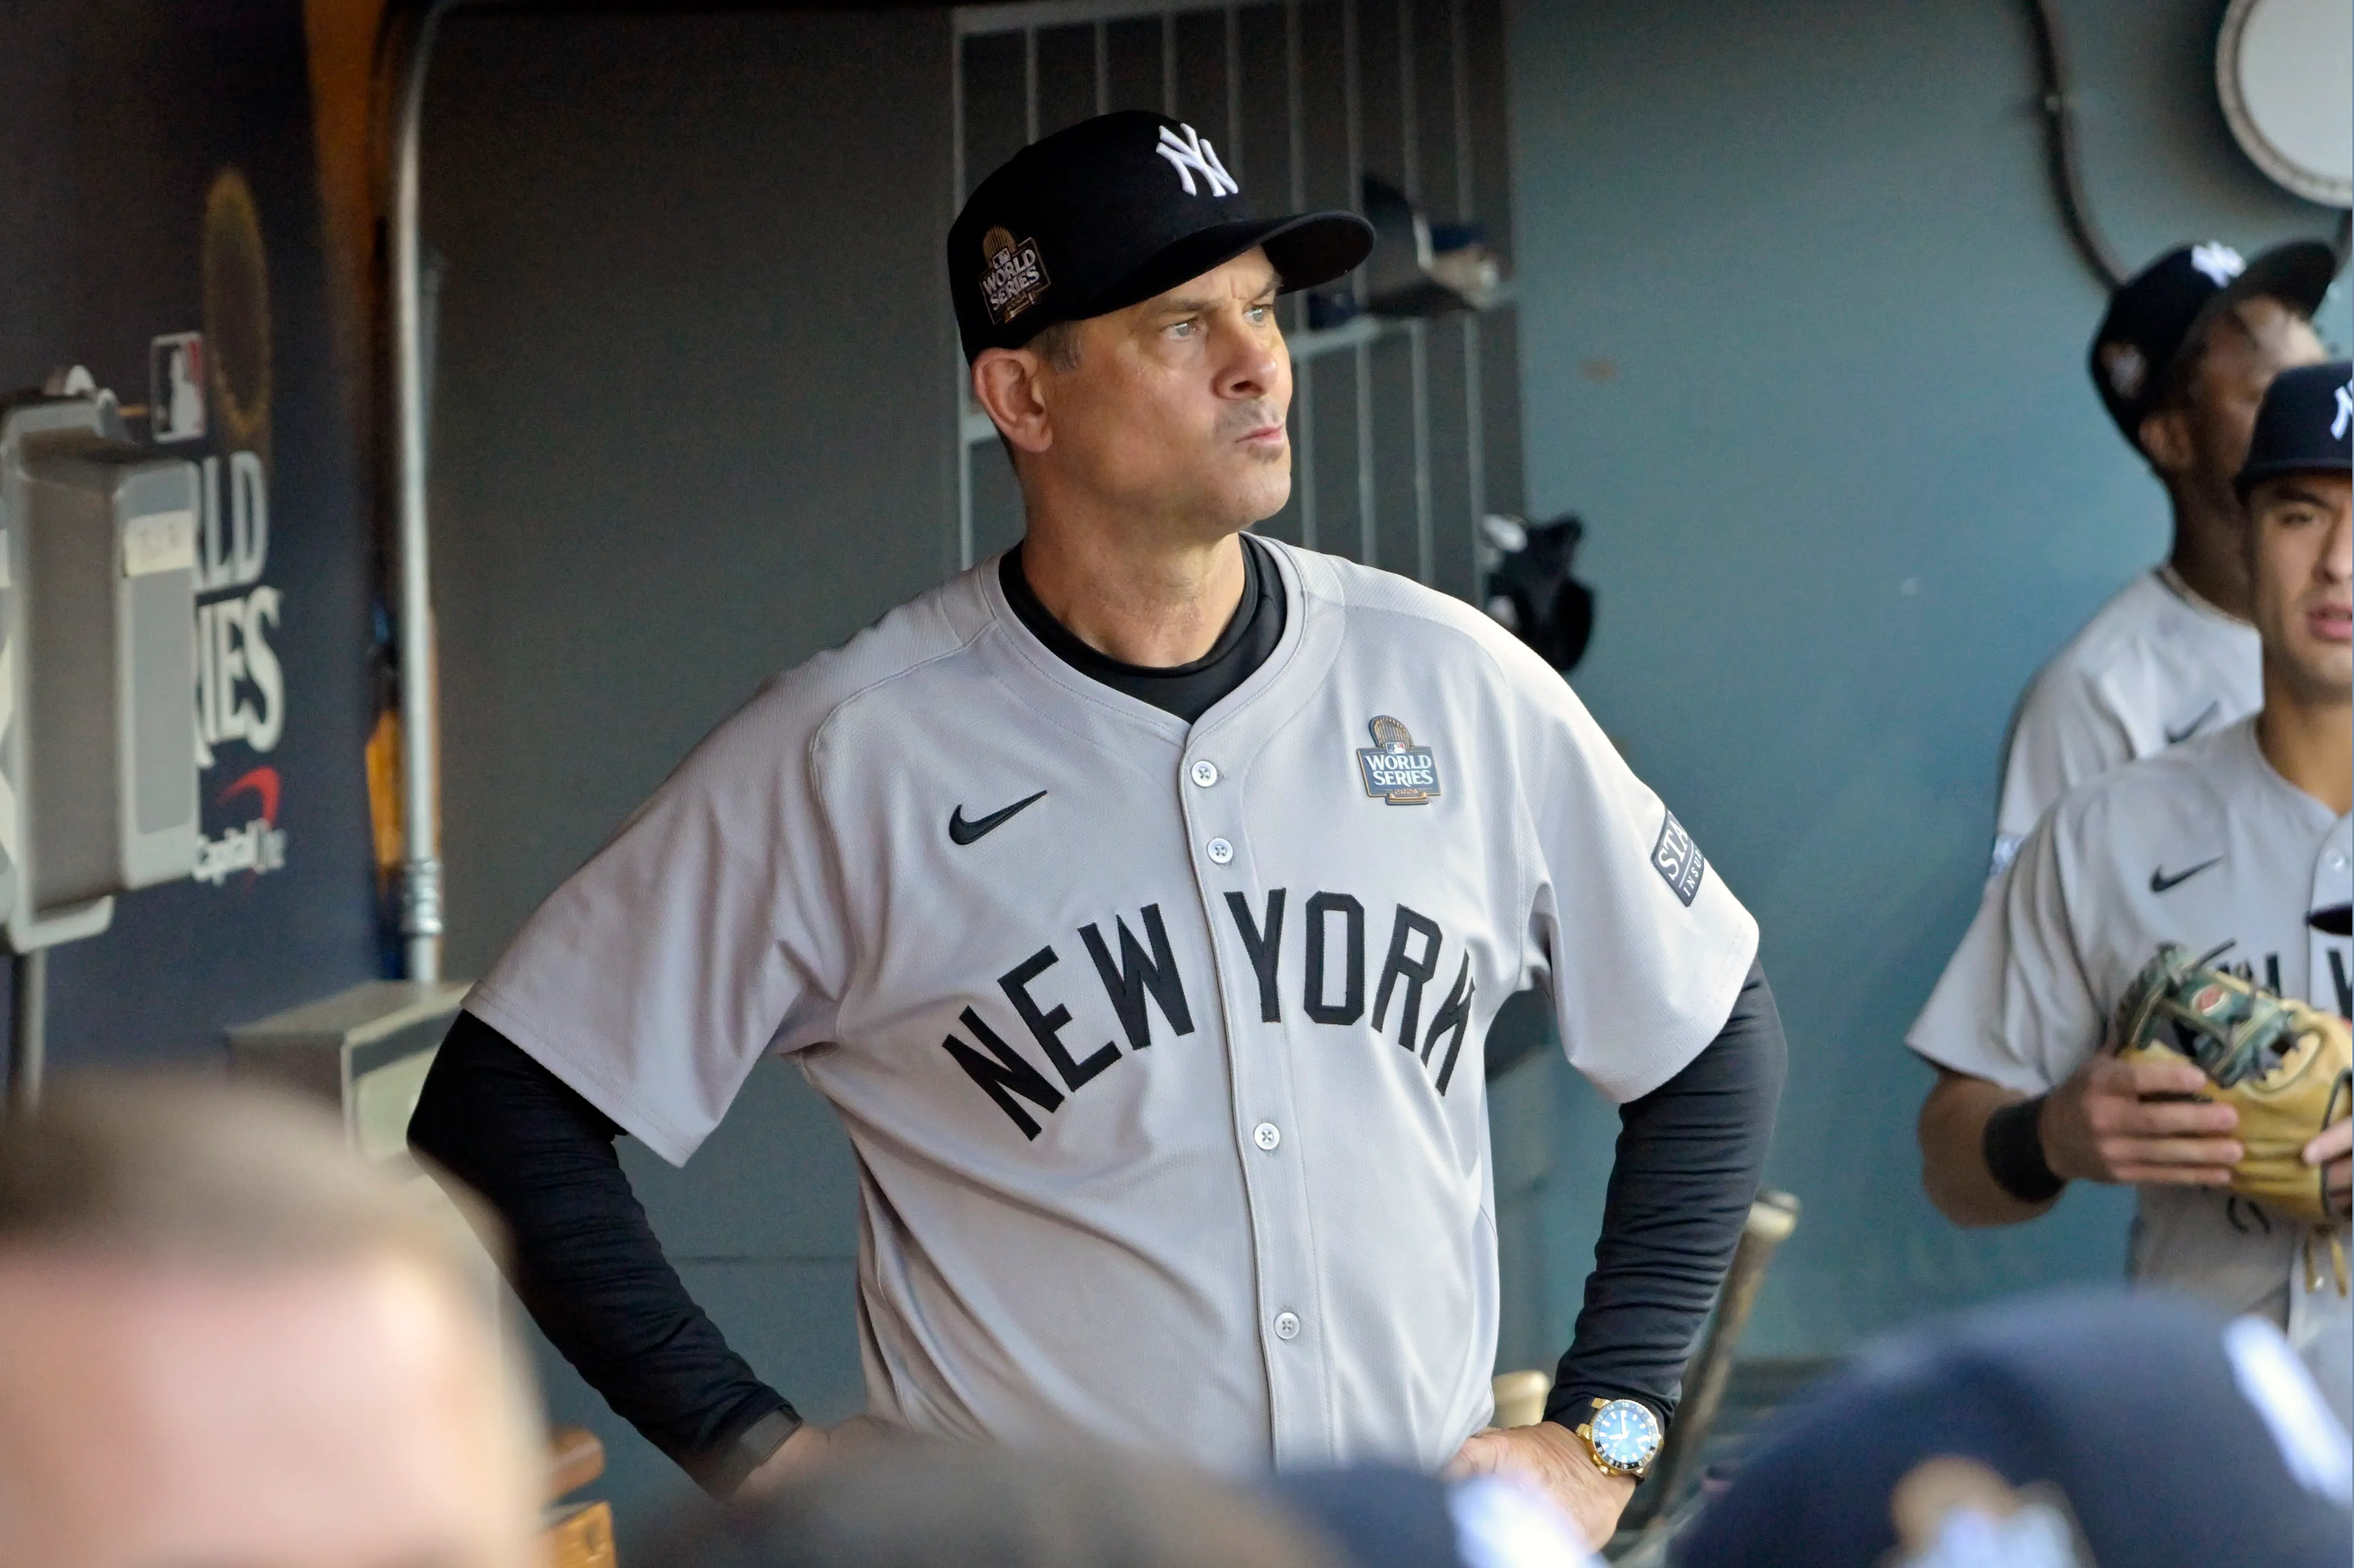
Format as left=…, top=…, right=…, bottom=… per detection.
left=2167, top=486, right=2254, bottom=622
left=2255, top=675, right=2353, bottom=816
left=1018, top=510, right=1248, bottom=668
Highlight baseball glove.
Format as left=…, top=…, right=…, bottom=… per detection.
left=2111, top=943, right=2350, bottom=1233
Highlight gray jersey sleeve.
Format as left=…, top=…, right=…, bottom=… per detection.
left=1504, top=653, right=1759, bottom=1103
left=466, top=672, right=856, bottom=1164
left=1908, top=802, right=2104, bottom=1095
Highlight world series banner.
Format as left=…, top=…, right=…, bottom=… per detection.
left=0, top=0, right=380, bottom=1064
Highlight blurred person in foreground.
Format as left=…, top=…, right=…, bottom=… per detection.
left=0, top=1075, right=545, bottom=1568
left=1673, top=1289, right=2351, bottom=1568
left=645, top=1442, right=1597, bottom=1568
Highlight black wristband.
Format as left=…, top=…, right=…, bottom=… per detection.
left=1982, top=1095, right=2065, bottom=1204
left=701, top=1405, right=802, bottom=1498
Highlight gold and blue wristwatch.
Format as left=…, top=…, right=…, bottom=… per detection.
left=1568, top=1395, right=1664, bottom=1479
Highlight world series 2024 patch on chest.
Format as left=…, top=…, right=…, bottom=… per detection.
left=1358, top=716, right=1442, bottom=805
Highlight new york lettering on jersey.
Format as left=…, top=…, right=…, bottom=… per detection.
left=936, top=889, right=1482, bottom=1139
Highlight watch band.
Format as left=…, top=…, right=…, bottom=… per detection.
left=705, top=1406, right=802, bottom=1499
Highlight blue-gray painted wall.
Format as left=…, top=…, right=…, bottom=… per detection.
left=1505, top=0, right=2350, bottom=1359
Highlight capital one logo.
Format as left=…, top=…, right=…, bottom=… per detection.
left=1156, top=123, right=1238, bottom=198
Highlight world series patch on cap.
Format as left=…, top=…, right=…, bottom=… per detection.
left=948, top=110, right=1373, bottom=361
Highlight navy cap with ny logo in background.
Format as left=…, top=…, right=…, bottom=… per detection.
left=2087, top=240, right=2338, bottom=448
left=948, top=110, right=1372, bottom=361
left=2236, top=359, right=2354, bottom=496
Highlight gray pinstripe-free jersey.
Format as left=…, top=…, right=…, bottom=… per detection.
left=1989, top=568, right=2261, bottom=878
left=1913, top=717, right=2351, bottom=1359
left=469, top=540, right=1756, bottom=1471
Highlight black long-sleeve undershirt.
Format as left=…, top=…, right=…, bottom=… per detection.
left=407, top=1013, right=797, bottom=1496
left=1544, top=958, right=1787, bottom=1431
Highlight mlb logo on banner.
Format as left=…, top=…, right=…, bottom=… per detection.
left=149, top=331, right=207, bottom=443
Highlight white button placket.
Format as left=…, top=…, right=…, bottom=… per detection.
left=1177, top=743, right=1328, bottom=1464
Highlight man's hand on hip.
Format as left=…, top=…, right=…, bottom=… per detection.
left=735, top=1415, right=893, bottom=1500
left=2040, top=1056, right=2240, bottom=1186
left=1447, top=1421, right=1636, bottom=1550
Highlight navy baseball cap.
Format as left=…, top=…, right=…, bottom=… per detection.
left=2237, top=359, right=2354, bottom=496
left=1675, top=1289, right=2351, bottom=1568
left=2089, top=240, right=2338, bottom=447
left=949, top=109, right=1373, bottom=361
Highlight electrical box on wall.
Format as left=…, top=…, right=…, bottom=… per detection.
left=0, top=380, right=202, bottom=952
left=229, top=980, right=474, bottom=1161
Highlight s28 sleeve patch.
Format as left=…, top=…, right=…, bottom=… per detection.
left=1651, top=810, right=1706, bottom=907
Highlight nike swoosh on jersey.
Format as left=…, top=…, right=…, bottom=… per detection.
left=2163, top=700, right=2220, bottom=746
left=2149, top=856, right=2223, bottom=894
left=949, top=791, right=1047, bottom=845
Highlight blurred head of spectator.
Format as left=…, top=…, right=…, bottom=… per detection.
left=648, top=1442, right=1342, bottom=1568
left=1673, top=1288, right=2351, bottom=1568
left=0, top=1075, right=544, bottom=1568
left=651, top=1441, right=1598, bottom=1568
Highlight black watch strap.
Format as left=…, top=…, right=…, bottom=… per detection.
left=704, top=1406, right=802, bottom=1498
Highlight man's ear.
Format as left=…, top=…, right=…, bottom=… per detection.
left=972, top=347, right=1053, bottom=456
left=2137, top=406, right=2193, bottom=477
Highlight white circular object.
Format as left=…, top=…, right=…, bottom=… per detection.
left=1190, top=759, right=1220, bottom=788
left=1273, top=1311, right=1301, bottom=1340
left=2218, top=0, right=2353, bottom=207
left=1252, top=1121, right=1282, bottom=1151
left=1206, top=837, right=1234, bottom=864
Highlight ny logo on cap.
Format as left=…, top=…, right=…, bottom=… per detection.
left=2333, top=381, right=2352, bottom=441
left=1155, top=123, right=1238, bottom=198
left=2189, top=242, right=2245, bottom=287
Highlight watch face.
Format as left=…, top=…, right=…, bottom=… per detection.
left=1590, top=1400, right=1662, bottom=1470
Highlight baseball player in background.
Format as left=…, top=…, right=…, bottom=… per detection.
left=1910, top=362, right=2352, bottom=1397
left=409, top=111, right=1785, bottom=1548
left=1988, top=242, right=2333, bottom=880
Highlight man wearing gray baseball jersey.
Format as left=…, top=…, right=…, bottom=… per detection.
left=1986, top=242, right=2332, bottom=881
left=1912, top=362, right=2352, bottom=1385
left=411, top=111, right=1784, bottom=1548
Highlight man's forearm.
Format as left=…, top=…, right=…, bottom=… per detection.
left=1543, top=959, right=1786, bottom=1429
left=1917, top=1068, right=2062, bottom=1227
left=407, top=1011, right=798, bottom=1495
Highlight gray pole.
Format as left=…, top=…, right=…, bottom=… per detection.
left=391, top=3, right=454, bottom=983
left=9, top=948, right=45, bottom=1110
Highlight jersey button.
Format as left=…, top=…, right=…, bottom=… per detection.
left=1252, top=1121, right=1281, bottom=1151
left=1206, top=837, right=1234, bottom=864
left=1273, top=1311, right=1301, bottom=1341
left=1190, top=759, right=1220, bottom=788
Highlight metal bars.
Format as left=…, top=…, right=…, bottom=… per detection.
left=949, top=0, right=1513, bottom=596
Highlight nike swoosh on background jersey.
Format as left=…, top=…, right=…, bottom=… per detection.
left=2163, top=701, right=2220, bottom=746
left=949, top=790, right=1047, bottom=845
left=2149, top=857, right=2223, bottom=894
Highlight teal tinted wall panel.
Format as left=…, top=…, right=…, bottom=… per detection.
left=1506, top=0, right=2348, bottom=1360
